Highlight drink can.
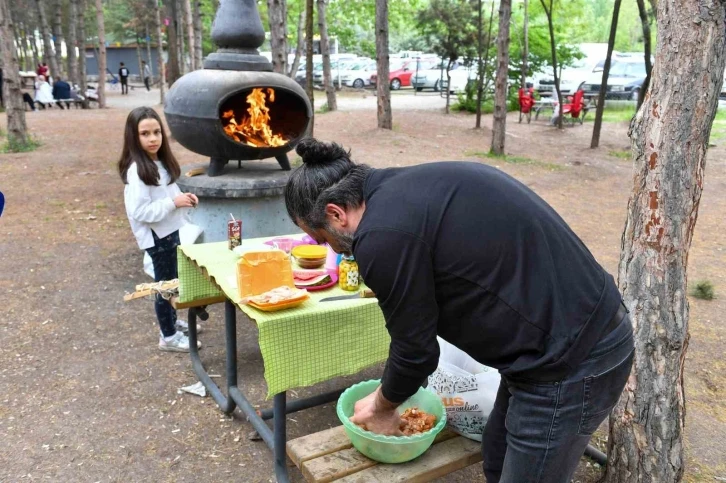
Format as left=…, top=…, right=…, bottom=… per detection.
left=228, top=220, right=242, bottom=250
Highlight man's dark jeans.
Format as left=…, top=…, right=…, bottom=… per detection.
left=482, top=314, right=634, bottom=483
left=120, top=77, right=128, bottom=94
left=145, top=230, right=179, bottom=338
left=144, top=76, right=151, bottom=91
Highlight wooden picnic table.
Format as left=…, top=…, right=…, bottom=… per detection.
left=176, top=236, right=390, bottom=483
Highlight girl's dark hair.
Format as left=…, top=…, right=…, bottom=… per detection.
left=285, top=138, right=371, bottom=229
left=118, top=106, right=181, bottom=185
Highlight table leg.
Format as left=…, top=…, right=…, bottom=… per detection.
left=187, top=306, right=236, bottom=414
left=273, top=392, right=290, bottom=483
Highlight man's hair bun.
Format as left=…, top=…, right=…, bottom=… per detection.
left=296, top=138, right=350, bottom=166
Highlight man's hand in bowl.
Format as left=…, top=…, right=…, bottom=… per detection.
left=349, top=386, right=403, bottom=436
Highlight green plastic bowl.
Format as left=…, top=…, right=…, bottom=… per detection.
left=336, top=379, right=447, bottom=464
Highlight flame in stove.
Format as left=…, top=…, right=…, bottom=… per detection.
left=222, top=88, right=287, bottom=147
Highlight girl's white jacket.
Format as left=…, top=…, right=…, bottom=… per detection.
left=124, top=161, right=187, bottom=249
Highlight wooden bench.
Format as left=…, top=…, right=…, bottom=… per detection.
left=287, top=426, right=481, bottom=482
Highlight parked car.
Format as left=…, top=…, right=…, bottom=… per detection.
left=294, top=60, right=323, bottom=86
left=411, top=59, right=462, bottom=92
left=533, top=43, right=609, bottom=97
left=439, top=66, right=478, bottom=94
left=312, top=58, right=361, bottom=87
left=370, top=59, right=421, bottom=90
left=581, top=57, right=647, bottom=100
left=339, top=60, right=377, bottom=88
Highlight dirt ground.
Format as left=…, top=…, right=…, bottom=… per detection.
left=1, top=88, right=724, bottom=482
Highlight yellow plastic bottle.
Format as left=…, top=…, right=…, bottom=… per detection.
left=339, top=254, right=360, bottom=291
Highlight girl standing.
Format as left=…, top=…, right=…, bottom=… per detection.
left=118, top=106, right=199, bottom=352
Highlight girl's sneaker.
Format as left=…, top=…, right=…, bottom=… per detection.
left=175, top=319, right=203, bottom=335
left=159, top=331, right=201, bottom=352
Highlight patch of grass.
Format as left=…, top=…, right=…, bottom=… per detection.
left=465, top=150, right=563, bottom=171
left=290, top=156, right=303, bottom=168
left=714, top=108, right=726, bottom=121
left=2, top=135, right=41, bottom=153
left=690, top=280, right=715, bottom=300
left=608, top=150, right=631, bottom=159
left=316, top=103, right=331, bottom=114
left=95, top=202, right=107, bottom=210
left=709, top=119, right=726, bottom=144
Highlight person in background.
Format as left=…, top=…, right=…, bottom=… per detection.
left=0, top=67, right=4, bottom=108
left=118, top=106, right=200, bottom=352
left=52, top=77, right=72, bottom=109
left=283, top=138, right=634, bottom=483
left=34, top=75, right=55, bottom=109
left=23, top=92, right=37, bottom=111
left=118, top=62, right=130, bottom=95
left=142, top=60, right=152, bottom=92
left=36, top=62, right=49, bottom=79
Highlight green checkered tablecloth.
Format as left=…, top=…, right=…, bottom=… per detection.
left=177, top=238, right=390, bottom=398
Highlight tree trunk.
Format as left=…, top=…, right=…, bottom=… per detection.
left=288, top=8, right=304, bottom=77
left=521, top=0, right=528, bottom=89
left=317, top=0, right=336, bottom=111
left=67, top=0, right=79, bottom=86
left=182, top=0, right=194, bottom=70
left=136, top=38, right=144, bottom=82
left=13, top=27, right=24, bottom=73
left=304, top=0, right=314, bottom=135
left=29, top=24, right=40, bottom=68
left=606, top=1, right=726, bottom=482
left=52, top=0, right=65, bottom=78
left=375, top=0, right=392, bottom=130
left=154, top=0, right=166, bottom=102
left=77, top=0, right=88, bottom=108
left=541, top=0, right=562, bottom=129
left=490, top=0, right=511, bottom=155
left=268, top=0, right=288, bottom=75
left=590, top=0, right=621, bottom=148
left=475, top=0, right=483, bottom=127
left=445, top=59, right=453, bottom=114
left=34, top=0, right=60, bottom=80
left=166, top=0, right=181, bottom=86
left=0, top=0, right=29, bottom=146
left=175, top=0, right=185, bottom=74
left=19, top=23, right=32, bottom=71
left=94, top=0, right=106, bottom=108
left=635, top=0, right=652, bottom=109
left=192, top=1, right=202, bottom=69
left=145, top=23, right=153, bottom=68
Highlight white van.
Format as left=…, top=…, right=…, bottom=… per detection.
left=532, top=43, right=608, bottom=96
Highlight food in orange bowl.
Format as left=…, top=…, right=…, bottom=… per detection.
left=291, top=245, right=328, bottom=269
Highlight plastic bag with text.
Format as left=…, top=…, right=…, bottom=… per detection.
left=427, top=337, right=500, bottom=442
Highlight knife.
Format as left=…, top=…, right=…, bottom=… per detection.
left=320, top=289, right=376, bottom=302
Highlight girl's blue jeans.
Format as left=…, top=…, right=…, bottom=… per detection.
left=145, top=230, right=180, bottom=338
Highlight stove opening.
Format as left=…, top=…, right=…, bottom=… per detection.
left=219, top=87, right=308, bottom=148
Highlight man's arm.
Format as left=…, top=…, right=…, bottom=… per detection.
left=355, top=228, right=440, bottom=404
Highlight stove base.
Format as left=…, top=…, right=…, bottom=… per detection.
left=207, top=154, right=291, bottom=177
left=177, top=162, right=299, bottom=242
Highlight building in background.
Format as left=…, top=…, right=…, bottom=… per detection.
left=84, top=44, right=162, bottom=80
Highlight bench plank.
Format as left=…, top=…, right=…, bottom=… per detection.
left=291, top=428, right=463, bottom=483
left=287, top=426, right=353, bottom=467
left=335, top=436, right=482, bottom=483
left=302, top=447, right=377, bottom=483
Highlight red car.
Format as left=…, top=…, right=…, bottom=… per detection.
left=370, top=59, right=436, bottom=90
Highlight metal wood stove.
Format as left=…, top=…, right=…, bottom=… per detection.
left=164, top=0, right=312, bottom=177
